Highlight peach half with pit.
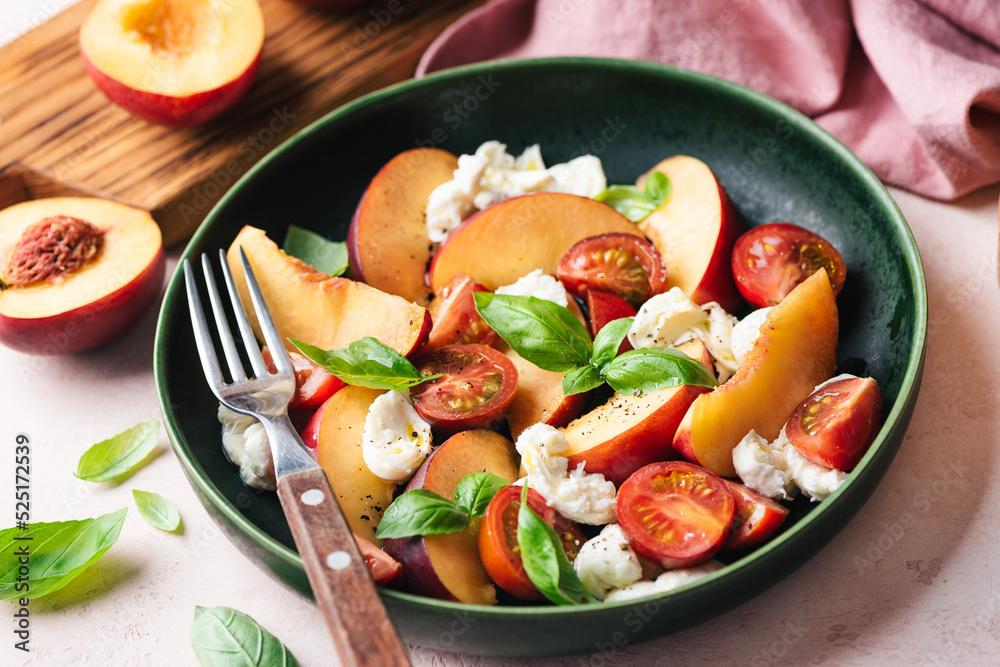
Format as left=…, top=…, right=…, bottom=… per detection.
left=0, top=197, right=164, bottom=355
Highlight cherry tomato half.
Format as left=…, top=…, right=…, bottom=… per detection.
left=721, top=480, right=789, bottom=551
left=425, top=273, right=500, bottom=352
left=731, top=222, right=846, bottom=307
left=478, top=485, right=587, bottom=601
left=410, top=344, right=518, bottom=436
left=785, top=376, right=882, bottom=471
left=262, top=346, right=345, bottom=412
left=586, top=289, right=636, bottom=356
left=557, top=233, right=668, bottom=306
left=616, top=461, right=735, bottom=569
left=354, top=531, right=402, bottom=585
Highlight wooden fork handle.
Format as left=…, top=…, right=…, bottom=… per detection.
left=277, top=467, right=411, bottom=667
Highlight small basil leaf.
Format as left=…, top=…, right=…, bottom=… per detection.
left=132, top=489, right=181, bottom=532
left=602, top=348, right=719, bottom=396
left=191, top=605, right=298, bottom=667
left=375, top=490, right=470, bottom=539
left=593, top=185, right=657, bottom=222
left=591, top=317, right=635, bottom=367
left=75, top=418, right=160, bottom=482
left=644, top=171, right=672, bottom=207
left=562, top=365, right=604, bottom=396
left=516, top=486, right=593, bottom=605
left=453, top=473, right=508, bottom=518
left=0, top=508, right=128, bottom=601
left=291, top=337, right=437, bottom=390
left=283, top=225, right=349, bottom=277
left=474, top=293, right=592, bottom=372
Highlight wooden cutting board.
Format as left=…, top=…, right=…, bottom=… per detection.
left=0, top=0, right=483, bottom=246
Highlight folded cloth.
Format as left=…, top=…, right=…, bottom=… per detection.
left=417, top=0, right=1000, bottom=201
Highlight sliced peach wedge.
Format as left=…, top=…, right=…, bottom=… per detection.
left=80, top=0, right=265, bottom=126
left=673, top=270, right=839, bottom=477
left=0, top=197, right=164, bottom=355
left=429, top=193, right=643, bottom=292
left=348, top=148, right=459, bottom=305
left=638, top=156, right=746, bottom=312
left=226, top=226, right=430, bottom=355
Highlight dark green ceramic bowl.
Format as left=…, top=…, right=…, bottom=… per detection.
left=154, top=58, right=926, bottom=657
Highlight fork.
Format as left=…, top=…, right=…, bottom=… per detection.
left=185, top=248, right=411, bottom=667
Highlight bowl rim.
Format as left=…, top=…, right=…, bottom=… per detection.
left=155, top=56, right=928, bottom=619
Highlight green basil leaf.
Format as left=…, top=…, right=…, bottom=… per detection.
left=132, top=489, right=181, bottom=532
left=191, top=605, right=298, bottom=667
left=562, top=365, right=604, bottom=396
left=602, top=348, right=719, bottom=395
left=375, top=490, right=470, bottom=539
left=516, top=486, right=593, bottom=605
left=283, top=225, right=348, bottom=277
left=593, top=185, right=657, bottom=222
left=0, top=508, right=127, bottom=601
left=291, top=337, right=437, bottom=390
left=644, top=171, right=672, bottom=207
left=474, top=293, right=592, bottom=372
left=591, top=317, right=635, bottom=367
left=75, top=418, right=160, bottom=482
left=453, top=473, right=508, bottom=518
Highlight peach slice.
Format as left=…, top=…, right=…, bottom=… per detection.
left=429, top=193, right=643, bottom=292
left=0, top=197, right=164, bottom=355
left=80, top=0, right=265, bottom=126
left=561, top=340, right=713, bottom=487
left=306, top=385, right=397, bottom=545
left=226, top=226, right=430, bottom=355
left=503, top=347, right=591, bottom=442
left=384, top=430, right=519, bottom=605
left=638, top=156, right=746, bottom=312
left=348, top=149, right=459, bottom=305
left=672, top=270, right=838, bottom=476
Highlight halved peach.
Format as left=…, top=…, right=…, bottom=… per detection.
left=384, top=430, right=519, bottom=605
left=672, top=270, right=838, bottom=476
left=226, top=226, right=430, bottom=355
left=348, top=148, right=459, bottom=305
left=429, top=193, right=643, bottom=292
left=80, top=0, right=265, bottom=127
left=638, top=156, right=745, bottom=312
left=0, top=197, right=164, bottom=355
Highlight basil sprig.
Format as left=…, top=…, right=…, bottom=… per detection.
left=516, top=486, right=593, bottom=605
left=474, top=294, right=717, bottom=396
left=283, top=224, right=349, bottom=277
left=291, top=337, right=440, bottom=390
left=376, top=472, right=508, bottom=539
left=191, top=605, right=298, bottom=667
left=594, top=171, right=672, bottom=222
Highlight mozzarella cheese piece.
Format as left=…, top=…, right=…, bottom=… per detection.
left=732, top=429, right=796, bottom=500
left=218, top=404, right=275, bottom=490
left=495, top=268, right=570, bottom=307
left=425, top=141, right=607, bottom=243
left=731, top=307, right=773, bottom=366
left=603, top=561, right=724, bottom=602
left=362, top=390, right=434, bottom=483
left=626, top=287, right=739, bottom=380
left=781, top=431, right=849, bottom=501
left=574, top=524, right=643, bottom=600
left=515, top=424, right=616, bottom=525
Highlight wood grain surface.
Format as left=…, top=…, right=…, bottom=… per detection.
left=0, top=0, right=484, bottom=247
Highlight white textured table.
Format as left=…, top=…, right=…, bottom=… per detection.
left=2, top=3, right=999, bottom=665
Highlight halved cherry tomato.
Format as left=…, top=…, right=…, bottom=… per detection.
left=586, top=289, right=636, bottom=356
left=731, top=222, right=846, bottom=307
left=721, top=480, right=789, bottom=551
left=785, top=376, right=882, bottom=471
left=410, top=343, right=518, bottom=435
left=557, top=233, right=668, bottom=306
left=425, top=273, right=499, bottom=352
left=616, top=461, right=735, bottom=569
left=262, top=346, right=345, bottom=412
left=478, top=485, right=587, bottom=601
left=354, top=532, right=402, bottom=585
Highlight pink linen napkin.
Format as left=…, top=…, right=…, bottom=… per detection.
left=416, top=0, right=1000, bottom=201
